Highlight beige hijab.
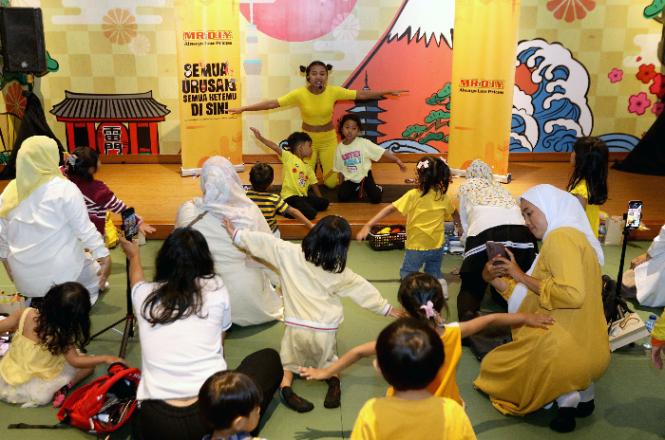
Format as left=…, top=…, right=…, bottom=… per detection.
left=0, top=136, right=63, bottom=218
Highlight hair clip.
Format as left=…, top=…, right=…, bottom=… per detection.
left=416, top=160, right=430, bottom=170
left=419, top=300, right=436, bottom=319
left=67, top=154, right=77, bottom=166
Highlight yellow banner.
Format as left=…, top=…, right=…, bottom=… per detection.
left=448, top=0, right=520, bottom=175
left=175, top=0, right=242, bottom=172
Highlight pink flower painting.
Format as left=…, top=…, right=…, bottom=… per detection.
left=636, top=63, right=657, bottom=84
left=608, top=68, right=623, bottom=83
left=628, top=92, right=651, bottom=115
left=652, top=101, right=664, bottom=117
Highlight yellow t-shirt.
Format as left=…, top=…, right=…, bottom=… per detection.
left=351, top=396, right=477, bottom=440
left=386, top=323, right=463, bottom=405
left=277, top=86, right=357, bottom=126
left=392, top=189, right=455, bottom=250
left=570, top=180, right=600, bottom=237
left=280, top=150, right=317, bottom=200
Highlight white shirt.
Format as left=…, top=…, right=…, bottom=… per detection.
left=333, top=137, right=386, bottom=183
left=132, top=276, right=232, bottom=400
left=458, top=196, right=525, bottom=240
left=635, top=225, right=665, bottom=307
left=0, top=178, right=109, bottom=297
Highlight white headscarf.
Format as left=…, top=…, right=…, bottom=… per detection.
left=194, top=156, right=271, bottom=234
left=458, top=159, right=516, bottom=209
left=508, top=184, right=604, bottom=312
left=521, top=184, right=604, bottom=265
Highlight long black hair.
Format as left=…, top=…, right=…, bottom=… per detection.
left=35, top=282, right=92, bottom=355
left=66, top=146, right=99, bottom=181
left=398, top=272, right=448, bottom=326
left=302, top=215, right=351, bottom=273
left=416, top=155, right=451, bottom=199
left=142, top=227, right=216, bottom=326
left=376, top=318, right=445, bottom=391
left=566, top=136, right=608, bottom=205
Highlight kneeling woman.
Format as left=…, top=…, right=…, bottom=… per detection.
left=474, top=184, right=610, bottom=433
left=120, top=228, right=282, bottom=440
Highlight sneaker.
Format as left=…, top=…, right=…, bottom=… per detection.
left=549, top=407, right=576, bottom=433
left=279, top=386, right=314, bottom=413
left=575, top=399, right=595, bottom=418
left=438, top=278, right=449, bottom=300
left=324, top=377, right=341, bottom=408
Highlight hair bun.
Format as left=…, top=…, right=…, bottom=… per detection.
left=299, top=65, right=307, bottom=73
left=326, top=64, right=333, bottom=71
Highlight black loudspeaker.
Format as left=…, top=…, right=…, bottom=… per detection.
left=0, top=7, right=46, bottom=74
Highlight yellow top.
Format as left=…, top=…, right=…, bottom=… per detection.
left=279, top=150, right=318, bottom=200
left=351, top=396, right=477, bottom=440
left=0, top=136, right=64, bottom=218
left=392, top=189, right=455, bottom=250
left=387, top=323, right=463, bottom=405
left=277, top=86, right=357, bottom=126
left=570, top=180, right=600, bottom=237
left=474, top=227, right=610, bottom=416
left=0, top=308, right=66, bottom=386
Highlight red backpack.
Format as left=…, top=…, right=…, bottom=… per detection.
left=56, top=363, right=141, bottom=434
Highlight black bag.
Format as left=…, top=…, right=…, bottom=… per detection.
left=602, top=275, right=630, bottom=327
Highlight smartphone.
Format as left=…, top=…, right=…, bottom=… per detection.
left=625, top=200, right=643, bottom=229
left=121, top=208, right=139, bottom=240
left=486, top=241, right=508, bottom=262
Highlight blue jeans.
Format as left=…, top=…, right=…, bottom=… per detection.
left=400, top=247, right=445, bottom=279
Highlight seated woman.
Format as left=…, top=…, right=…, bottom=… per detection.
left=120, top=228, right=282, bottom=440
left=474, top=184, right=610, bottom=433
left=175, top=156, right=282, bottom=326
left=0, top=136, right=110, bottom=304
left=457, top=160, right=537, bottom=358
left=621, top=224, right=665, bottom=306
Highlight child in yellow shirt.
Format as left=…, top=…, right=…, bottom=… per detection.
left=250, top=128, right=329, bottom=220
left=350, top=317, right=477, bottom=440
left=358, top=156, right=460, bottom=296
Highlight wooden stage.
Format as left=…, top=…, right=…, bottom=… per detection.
left=63, top=160, right=664, bottom=241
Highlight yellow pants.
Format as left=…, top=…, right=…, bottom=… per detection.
left=306, top=129, right=339, bottom=189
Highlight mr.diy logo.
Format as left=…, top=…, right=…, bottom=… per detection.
left=458, top=78, right=505, bottom=95
left=183, top=30, right=233, bottom=46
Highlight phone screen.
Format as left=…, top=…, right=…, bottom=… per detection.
left=486, top=241, right=508, bottom=262
left=626, top=200, right=643, bottom=229
left=121, top=208, right=139, bottom=240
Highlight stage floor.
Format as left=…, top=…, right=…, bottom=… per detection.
left=1, top=161, right=662, bottom=240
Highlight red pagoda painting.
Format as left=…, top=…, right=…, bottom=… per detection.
left=50, top=91, right=170, bottom=155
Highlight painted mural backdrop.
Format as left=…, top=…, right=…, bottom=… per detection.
left=0, top=0, right=661, bottom=156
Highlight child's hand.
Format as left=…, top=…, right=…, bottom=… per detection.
left=223, top=218, right=236, bottom=237
left=305, top=220, right=314, bottom=230
left=397, top=161, right=407, bottom=172
left=298, top=366, right=333, bottom=381
left=228, top=107, right=244, bottom=114
left=249, top=127, right=261, bottom=138
left=119, top=235, right=140, bottom=259
left=356, top=225, right=370, bottom=241
left=388, top=307, right=408, bottom=319
left=520, top=313, right=555, bottom=329
left=652, top=344, right=664, bottom=370
left=104, top=355, right=126, bottom=365
left=139, top=222, right=156, bottom=236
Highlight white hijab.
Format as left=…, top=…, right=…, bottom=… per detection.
left=194, top=156, right=271, bottom=234
left=508, top=184, right=604, bottom=312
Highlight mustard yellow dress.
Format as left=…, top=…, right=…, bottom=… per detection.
left=474, top=227, right=610, bottom=416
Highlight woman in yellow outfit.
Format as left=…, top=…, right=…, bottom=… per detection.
left=475, top=184, right=610, bottom=433
left=231, top=61, right=406, bottom=188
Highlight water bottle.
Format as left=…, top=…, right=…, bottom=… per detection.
left=643, top=314, right=658, bottom=350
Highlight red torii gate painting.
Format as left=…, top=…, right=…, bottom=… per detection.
left=50, top=91, right=170, bottom=155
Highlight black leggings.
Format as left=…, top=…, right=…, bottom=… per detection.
left=338, top=170, right=382, bottom=204
left=285, top=194, right=329, bottom=220
left=133, top=348, right=283, bottom=440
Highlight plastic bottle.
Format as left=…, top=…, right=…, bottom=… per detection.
left=643, top=314, right=658, bottom=350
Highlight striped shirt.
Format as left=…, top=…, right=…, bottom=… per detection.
left=66, top=173, right=128, bottom=235
left=246, top=189, right=289, bottom=232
